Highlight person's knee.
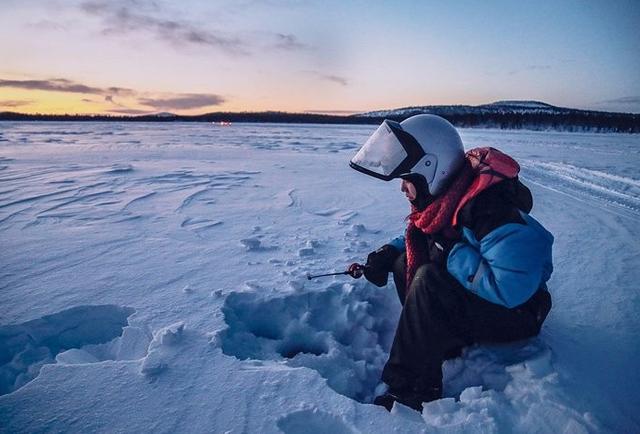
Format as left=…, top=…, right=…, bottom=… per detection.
left=411, top=264, right=440, bottom=291
left=406, top=264, right=437, bottom=302
left=409, top=264, right=459, bottom=307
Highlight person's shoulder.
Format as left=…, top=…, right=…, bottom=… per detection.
left=459, top=178, right=530, bottom=239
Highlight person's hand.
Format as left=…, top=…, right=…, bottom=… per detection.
left=347, top=263, right=364, bottom=278
left=363, top=244, right=400, bottom=287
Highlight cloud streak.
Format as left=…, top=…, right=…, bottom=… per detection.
left=138, top=94, right=225, bottom=110
left=0, top=100, right=33, bottom=108
left=304, top=71, right=348, bottom=86
left=80, top=1, right=247, bottom=54
left=107, top=108, right=153, bottom=115
left=0, top=78, right=135, bottom=97
left=78, top=1, right=312, bottom=56
left=273, top=33, right=309, bottom=51
left=0, top=77, right=226, bottom=112
left=0, top=78, right=105, bottom=94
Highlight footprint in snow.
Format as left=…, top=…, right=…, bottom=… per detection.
left=240, top=237, right=278, bottom=251
left=277, top=408, right=356, bottom=434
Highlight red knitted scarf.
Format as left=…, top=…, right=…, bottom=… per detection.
left=405, top=161, right=474, bottom=287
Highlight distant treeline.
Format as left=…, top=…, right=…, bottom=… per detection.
left=1, top=110, right=638, bottom=133
left=380, top=110, right=640, bottom=134
left=0, top=111, right=374, bottom=124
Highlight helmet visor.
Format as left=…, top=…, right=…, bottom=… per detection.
left=350, top=120, right=425, bottom=181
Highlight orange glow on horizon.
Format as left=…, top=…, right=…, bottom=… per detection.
left=1, top=84, right=506, bottom=116
left=0, top=89, right=229, bottom=115
left=0, top=91, right=482, bottom=116
left=0, top=90, right=360, bottom=115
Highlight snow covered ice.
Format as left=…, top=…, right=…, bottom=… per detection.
left=0, top=122, right=639, bottom=433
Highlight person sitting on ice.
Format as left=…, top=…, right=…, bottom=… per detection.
left=348, top=114, right=553, bottom=412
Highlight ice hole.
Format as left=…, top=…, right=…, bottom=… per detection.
left=219, top=283, right=400, bottom=402
left=219, top=283, right=553, bottom=405
left=277, top=333, right=330, bottom=359
left=278, top=341, right=328, bottom=359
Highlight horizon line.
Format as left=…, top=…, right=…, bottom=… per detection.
left=2, top=101, right=640, bottom=118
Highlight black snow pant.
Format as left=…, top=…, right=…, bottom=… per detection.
left=381, top=253, right=552, bottom=395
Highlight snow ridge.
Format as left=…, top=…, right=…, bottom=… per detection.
left=0, top=305, right=135, bottom=395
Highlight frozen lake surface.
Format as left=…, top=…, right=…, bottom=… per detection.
left=1, top=122, right=639, bottom=433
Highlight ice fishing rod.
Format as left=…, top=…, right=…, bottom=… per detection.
left=307, top=271, right=351, bottom=280
left=307, top=263, right=366, bottom=280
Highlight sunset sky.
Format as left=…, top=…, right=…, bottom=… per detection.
left=1, top=0, right=639, bottom=115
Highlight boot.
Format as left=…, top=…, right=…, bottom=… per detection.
left=373, top=385, right=442, bottom=412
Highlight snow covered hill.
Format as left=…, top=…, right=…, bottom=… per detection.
left=360, top=100, right=595, bottom=118
left=357, top=100, right=640, bottom=133
left=0, top=122, right=639, bottom=433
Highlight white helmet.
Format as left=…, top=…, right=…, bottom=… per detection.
left=350, top=114, right=465, bottom=196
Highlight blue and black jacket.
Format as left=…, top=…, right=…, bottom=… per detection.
left=390, top=179, right=553, bottom=308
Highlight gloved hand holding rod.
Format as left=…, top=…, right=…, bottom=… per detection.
left=307, top=263, right=366, bottom=280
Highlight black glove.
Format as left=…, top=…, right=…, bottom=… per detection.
left=364, top=244, right=400, bottom=287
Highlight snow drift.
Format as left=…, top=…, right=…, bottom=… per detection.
left=0, top=122, right=638, bottom=433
